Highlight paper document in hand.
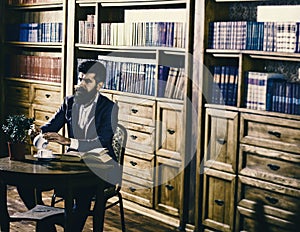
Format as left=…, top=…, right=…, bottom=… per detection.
left=61, top=148, right=111, bottom=163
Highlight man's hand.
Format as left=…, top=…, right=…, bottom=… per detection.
left=43, top=132, right=71, bottom=146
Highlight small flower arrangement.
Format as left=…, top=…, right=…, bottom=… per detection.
left=2, top=114, right=35, bottom=144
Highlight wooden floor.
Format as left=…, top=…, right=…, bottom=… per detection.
left=7, top=186, right=178, bottom=232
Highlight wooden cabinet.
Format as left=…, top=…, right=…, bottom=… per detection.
left=194, top=0, right=300, bottom=231
left=67, top=0, right=195, bottom=226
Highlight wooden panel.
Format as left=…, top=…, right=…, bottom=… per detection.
left=5, top=81, right=30, bottom=103
left=204, top=108, right=239, bottom=173
left=238, top=176, right=300, bottom=219
left=239, top=144, right=300, bottom=189
left=156, top=102, right=183, bottom=160
left=114, top=95, right=156, bottom=126
left=31, top=84, right=61, bottom=106
left=202, top=168, right=236, bottom=232
left=155, top=156, right=183, bottom=216
left=123, top=153, right=154, bottom=181
left=240, top=113, right=300, bottom=154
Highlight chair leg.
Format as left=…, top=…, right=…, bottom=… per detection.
left=51, top=193, right=57, bottom=207
left=118, top=192, right=126, bottom=232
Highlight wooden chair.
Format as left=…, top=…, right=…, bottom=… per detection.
left=51, top=123, right=127, bottom=231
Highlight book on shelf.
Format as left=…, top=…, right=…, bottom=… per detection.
left=245, top=71, right=286, bottom=111
left=60, top=148, right=111, bottom=163
left=211, top=65, right=238, bottom=106
left=164, top=67, right=179, bottom=98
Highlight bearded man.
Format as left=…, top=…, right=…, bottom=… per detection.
left=17, top=60, right=119, bottom=231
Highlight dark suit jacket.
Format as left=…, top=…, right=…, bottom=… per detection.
left=41, top=94, right=119, bottom=161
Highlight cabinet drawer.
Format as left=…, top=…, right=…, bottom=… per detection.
left=6, top=81, right=30, bottom=103
left=31, top=84, right=61, bottom=105
left=238, top=176, right=300, bottom=217
left=240, top=113, right=300, bottom=154
left=32, top=105, right=57, bottom=125
left=114, top=95, right=156, bottom=126
left=123, top=153, right=154, bottom=181
left=204, top=108, right=239, bottom=173
left=122, top=177, right=153, bottom=207
left=202, top=168, right=236, bottom=232
left=126, top=127, right=155, bottom=153
left=5, top=103, right=30, bottom=118
left=239, top=144, right=300, bottom=189
left=237, top=205, right=296, bottom=232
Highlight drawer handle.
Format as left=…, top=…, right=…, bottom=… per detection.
left=165, top=184, right=174, bottom=191
left=267, top=164, right=280, bottom=171
left=129, top=187, right=136, bottom=192
left=130, top=135, right=137, bottom=140
left=167, top=129, right=175, bottom=135
left=214, top=199, right=224, bottom=206
left=265, top=196, right=278, bottom=204
left=45, top=94, right=51, bottom=98
left=131, top=108, right=138, bottom=114
left=268, top=130, right=281, bottom=138
left=217, top=138, right=226, bottom=145
left=130, top=161, right=137, bottom=166
left=45, top=116, right=49, bottom=120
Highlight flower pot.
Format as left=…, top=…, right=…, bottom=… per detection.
left=7, top=142, right=26, bottom=161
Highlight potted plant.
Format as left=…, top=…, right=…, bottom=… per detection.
left=2, top=114, right=35, bottom=160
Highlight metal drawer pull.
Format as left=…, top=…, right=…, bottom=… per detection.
left=167, top=129, right=175, bottom=135
left=45, top=94, right=51, bottom=98
left=129, top=187, right=136, bottom=192
left=130, top=161, right=137, bottom=166
left=130, top=135, right=137, bottom=140
left=45, top=116, right=49, bottom=120
left=131, top=109, right=138, bottom=114
left=267, top=164, right=280, bottom=171
left=165, top=184, right=174, bottom=190
left=268, top=130, right=281, bottom=138
left=265, top=196, right=278, bottom=204
left=217, top=138, right=226, bottom=145
left=214, top=199, right=224, bottom=206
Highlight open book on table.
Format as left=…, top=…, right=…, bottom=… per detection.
left=60, top=148, right=111, bottom=163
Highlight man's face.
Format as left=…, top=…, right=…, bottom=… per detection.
left=74, top=72, right=99, bottom=105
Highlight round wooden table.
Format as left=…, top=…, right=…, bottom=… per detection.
left=0, top=156, right=112, bottom=232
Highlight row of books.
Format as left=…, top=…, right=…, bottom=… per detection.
left=9, top=55, right=61, bottom=83
left=100, top=22, right=186, bottom=48
left=7, top=23, right=63, bottom=43
left=210, top=66, right=239, bottom=106
left=79, top=57, right=156, bottom=96
left=7, top=0, right=58, bottom=4
left=78, top=15, right=96, bottom=45
left=208, top=21, right=300, bottom=53
left=158, top=66, right=186, bottom=99
left=245, top=71, right=300, bottom=115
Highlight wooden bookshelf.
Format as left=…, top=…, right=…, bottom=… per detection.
left=194, top=0, right=300, bottom=231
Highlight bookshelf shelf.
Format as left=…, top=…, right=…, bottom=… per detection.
left=76, top=44, right=186, bottom=54
left=206, top=49, right=300, bottom=61
left=4, top=77, right=62, bottom=86
left=7, top=3, right=63, bottom=10
left=7, top=42, right=63, bottom=49
left=77, top=0, right=187, bottom=6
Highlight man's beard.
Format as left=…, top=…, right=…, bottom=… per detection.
left=74, top=86, right=97, bottom=105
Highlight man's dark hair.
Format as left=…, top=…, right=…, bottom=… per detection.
left=78, top=60, right=106, bottom=83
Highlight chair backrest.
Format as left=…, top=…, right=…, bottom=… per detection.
left=112, top=124, right=127, bottom=167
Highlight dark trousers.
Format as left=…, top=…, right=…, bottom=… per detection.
left=17, top=186, right=95, bottom=232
